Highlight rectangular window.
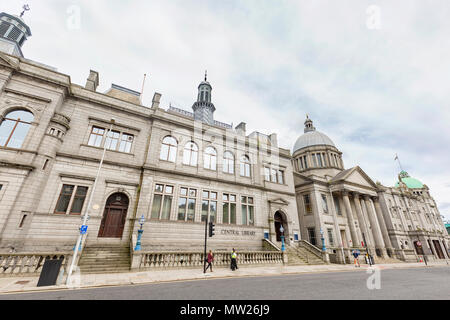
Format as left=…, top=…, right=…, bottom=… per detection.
left=178, top=187, right=196, bottom=222
left=327, top=228, right=335, bottom=246
left=119, top=134, right=134, bottom=153
left=223, top=193, right=236, bottom=224
left=312, top=154, right=318, bottom=167
left=303, top=156, right=308, bottom=169
left=308, top=228, right=316, bottom=246
left=321, top=194, right=328, bottom=214
left=304, top=194, right=312, bottom=214
left=334, top=196, right=342, bottom=215
left=277, top=170, right=284, bottom=184
left=151, top=184, right=173, bottom=220
left=202, top=191, right=217, bottom=223
left=317, top=154, right=323, bottom=167
left=55, top=184, right=88, bottom=215
left=241, top=196, right=255, bottom=226
left=271, top=169, right=277, bottom=183
left=264, top=167, right=270, bottom=181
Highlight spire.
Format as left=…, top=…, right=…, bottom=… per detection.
left=304, top=115, right=316, bottom=133
left=205, top=70, right=208, bottom=82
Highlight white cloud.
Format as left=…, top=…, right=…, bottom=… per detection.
left=3, top=0, right=449, bottom=219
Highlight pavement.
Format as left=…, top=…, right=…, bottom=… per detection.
left=0, top=260, right=448, bottom=295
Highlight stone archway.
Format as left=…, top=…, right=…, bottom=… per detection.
left=274, top=211, right=289, bottom=242
left=98, top=193, right=129, bottom=238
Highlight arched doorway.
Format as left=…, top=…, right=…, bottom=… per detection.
left=274, top=211, right=288, bottom=242
left=98, top=193, right=129, bottom=238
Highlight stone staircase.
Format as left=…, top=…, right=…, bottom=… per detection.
left=78, top=245, right=131, bottom=274
left=287, top=245, right=326, bottom=266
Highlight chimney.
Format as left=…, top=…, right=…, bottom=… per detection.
left=151, top=93, right=162, bottom=109
left=85, top=70, right=99, bottom=91
left=235, top=122, right=246, bottom=135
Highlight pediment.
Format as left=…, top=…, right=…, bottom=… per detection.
left=293, top=171, right=313, bottom=185
left=268, top=198, right=289, bottom=206
left=331, top=166, right=378, bottom=189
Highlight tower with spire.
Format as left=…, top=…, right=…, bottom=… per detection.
left=0, top=7, right=32, bottom=58
left=192, top=71, right=216, bottom=125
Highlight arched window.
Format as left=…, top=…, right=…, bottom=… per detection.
left=0, top=110, right=34, bottom=148
left=240, top=155, right=251, bottom=177
left=204, top=147, right=217, bottom=170
left=223, top=151, right=234, bottom=174
left=160, top=136, right=178, bottom=162
left=183, top=142, right=198, bottom=166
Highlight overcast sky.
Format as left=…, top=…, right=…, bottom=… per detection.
left=4, top=0, right=450, bottom=221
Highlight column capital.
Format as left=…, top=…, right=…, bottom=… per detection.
left=342, top=190, right=350, bottom=197
left=363, top=194, right=372, bottom=201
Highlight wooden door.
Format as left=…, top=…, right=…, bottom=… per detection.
left=433, top=240, right=445, bottom=259
left=98, top=193, right=129, bottom=238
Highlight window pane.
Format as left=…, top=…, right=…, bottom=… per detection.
left=55, top=185, right=74, bottom=214
left=230, top=203, right=236, bottom=224
left=211, top=192, right=217, bottom=200
left=230, top=195, right=236, bottom=202
left=264, top=168, right=270, bottom=181
left=168, top=146, right=177, bottom=162
left=223, top=193, right=229, bottom=201
left=151, top=194, right=162, bottom=219
left=178, top=197, right=187, bottom=220
left=203, top=191, right=209, bottom=199
left=161, top=196, right=172, bottom=220
left=70, top=186, right=88, bottom=214
left=189, top=189, right=197, bottom=197
left=5, top=110, right=34, bottom=122
left=242, top=205, right=248, bottom=225
left=248, top=206, right=254, bottom=225
left=248, top=197, right=254, bottom=205
left=180, top=188, right=188, bottom=197
left=241, top=196, right=247, bottom=203
left=223, top=202, right=229, bottom=224
left=187, top=199, right=196, bottom=222
left=160, top=144, right=169, bottom=160
left=155, top=184, right=164, bottom=193
left=209, top=201, right=217, bottom=223
left=202, top=200, right=209, bottom=222
left=0, top=119, right=15, bottom=147
left=165, top=186, right=173, bottom=194
left=278, top=171, right=284, bottom=184
left=5, top=122, right=31, bottom=149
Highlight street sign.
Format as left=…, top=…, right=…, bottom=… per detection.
left=80, top=225, right=88, bottom=235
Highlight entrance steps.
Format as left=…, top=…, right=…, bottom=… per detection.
left=78, top=245, right=131, bottom=274
left=287, top=246, right=326, bottom=266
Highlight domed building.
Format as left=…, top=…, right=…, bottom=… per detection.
left=292, top=116, right=449, bottom=263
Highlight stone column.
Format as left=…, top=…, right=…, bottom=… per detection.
left=342, top=192, right=359, bottom=248
left=329, top=191, right=345, bottom=264
left=373, top=197, right=394, bottom=256
left=364, top=196, right=387, bottom=257
left=353, top=193, right=373, bottom=250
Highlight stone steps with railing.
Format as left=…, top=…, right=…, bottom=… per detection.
left=78, top=246, right=131, bottom=274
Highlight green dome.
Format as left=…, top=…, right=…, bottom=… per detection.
left=395, top=171, right=424, bottom=189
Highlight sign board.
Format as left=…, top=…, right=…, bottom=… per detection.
left=80, top=225, right=88, bottom=235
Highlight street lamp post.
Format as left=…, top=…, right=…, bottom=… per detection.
left=66, top=120, right=115, bottom=285
left=320, top=228, right=326, bottom=252
left=134, top=215, right=145, bottom=251
left=280, top=226, right=286, bottom=252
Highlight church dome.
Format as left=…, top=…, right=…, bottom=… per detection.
left=293, top=116, right=336, bottom=154
left=395, top=171, right=424, bottom=189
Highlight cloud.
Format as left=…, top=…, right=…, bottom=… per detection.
left=3, top=0, right=450, bottom=219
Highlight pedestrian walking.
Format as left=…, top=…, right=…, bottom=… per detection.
left=230, top=248, right=238, bottom=271
left=352, top=249, right=361, bottom=267
left=205, top=250, right=214, bottom=272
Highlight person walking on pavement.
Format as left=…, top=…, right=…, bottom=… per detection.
left=352, top=249, right=361, bottom=267
left=205, top=250, right=214, bottom=272
left=231, top=248, right=238, bottom=271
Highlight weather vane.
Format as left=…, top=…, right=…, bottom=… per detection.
left=20, top=4, right=30, bottom=18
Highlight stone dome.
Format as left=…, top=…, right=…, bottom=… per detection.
left=293, top=116, right=336, bottom=154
